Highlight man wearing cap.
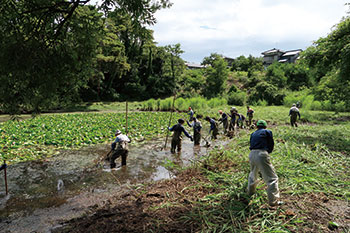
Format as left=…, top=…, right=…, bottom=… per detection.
left=187, top=117, right=202, bottom=145
left=110, top=130, right=131, bottom=168
left=289, top=104, right=301, bottom=127
left=169, top=119, right=193, bottom=153
left=188, top=107, right=194, bottom=121
left=247, top=120, right=281, bottom=206
left=218, top=110, right=229, bottom=134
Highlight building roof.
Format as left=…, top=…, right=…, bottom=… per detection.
left=282, top=49, right=302, bottom=57
left=185, top=63, right=206, bottom=69
left=261, top=48, right=285, bottom=55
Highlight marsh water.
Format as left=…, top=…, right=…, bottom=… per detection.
left=0, top=137, right=230, bottom=232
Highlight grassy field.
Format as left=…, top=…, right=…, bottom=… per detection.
left=1, top=102, right=349, bottom=232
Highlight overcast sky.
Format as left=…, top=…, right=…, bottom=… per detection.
left=148, top=0, right=348, bottom=63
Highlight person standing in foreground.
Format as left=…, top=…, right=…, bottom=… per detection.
left=247, top=120, right=281, bottom=206
left=110, top=130, right=131, bottom=168
left=187, top=117, right=202, bottom=145
left=169, top=119, right=193, bottom=153
left=289, top=104, right=301, bottom=127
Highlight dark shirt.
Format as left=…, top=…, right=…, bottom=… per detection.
left=209, top=118, right=217, bottom=130
left=187, top=121, right=202, bottom=133
left=289, top=107, right=300, bottom=118
left=169, top=123, right=191, bottom=138
left=249, top=128, right=274, bottom=153
left=219, top=113, right=228, bottom=122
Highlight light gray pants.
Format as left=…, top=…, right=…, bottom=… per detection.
left=248, top=149, right=280, bottom=205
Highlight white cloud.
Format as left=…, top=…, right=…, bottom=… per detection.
left=150, top=0, right=348, bottom=62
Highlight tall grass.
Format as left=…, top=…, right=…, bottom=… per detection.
left=173, top=123, right=350, bottom=232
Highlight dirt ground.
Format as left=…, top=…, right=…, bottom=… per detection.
left=54, top=167, right=350, bottom=233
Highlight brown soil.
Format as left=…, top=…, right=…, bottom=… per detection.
left=55, top=167, right=350, bottom=233
left=55, top=168, right=210, bottom=233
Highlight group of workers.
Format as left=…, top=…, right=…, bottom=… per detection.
left=108, top=103, right=301, bottom=206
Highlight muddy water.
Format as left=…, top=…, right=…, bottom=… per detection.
left=0, top=135, right=231, bottom=232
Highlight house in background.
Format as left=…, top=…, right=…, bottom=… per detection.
left=185, top=62, right=206, bottom=70
left=261, top=48, right=302, bottom=67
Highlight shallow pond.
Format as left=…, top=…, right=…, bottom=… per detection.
left=0, top=136, right=231, bottom=232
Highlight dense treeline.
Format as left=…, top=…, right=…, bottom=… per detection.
left=0, top=0, right=349, bottom=115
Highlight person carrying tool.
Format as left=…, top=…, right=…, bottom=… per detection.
left=169, top=119, right=193, bottom=153
left=218, top=110, right=229, bottom=134
left=289, top=103, right=301, bottom=127
left=205, top=116, right=218, bottom=140
left=187, top=117, right=202, bottom=145
left=188, top=107, right=194, bottom=121
left=110, top=130, right=131, bottom=169
left=247, top=120, right=281, bottom=206
left=228, top=107, right=238, bottom=131
left=246, top=106, right=254, bottom=126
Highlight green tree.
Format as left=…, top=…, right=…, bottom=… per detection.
left=202, top=55, right=229, bottom=98
left=0, top=3, right=104, bottom=114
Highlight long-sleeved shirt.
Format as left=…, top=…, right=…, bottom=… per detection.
left=247, top=108, right=254, bottom=117
left=289, top=107, right=300, bottom=118
left=187, top=120, right=202, bottom=133
left=249, top=128, right=274, bottom=153
left=112, top=134, right=131, bottom=149
left=169, top=123, right=192, bottom=138
left=219, top=113, right=228, bottom=122
left=209, top=118, right=217, bottom=131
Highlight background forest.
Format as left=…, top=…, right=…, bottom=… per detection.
left=0, top=0, right=349, bottom=115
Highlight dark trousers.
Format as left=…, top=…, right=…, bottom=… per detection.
left=194, top=132, right=201, bottom=145
left=290, top=115, right=298, bottom=127
left=171, top=138, right=182, bottom=153
left=110, top=149, right=128, bottom=168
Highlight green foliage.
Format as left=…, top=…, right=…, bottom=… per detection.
left=0, top=111, right=181, bottom=163
left=203, top=55, right=229, bottom=98
left=178, top=69, right=205, bottom=98
left=302, top=17, right=350, bottom=109
left=227, top=91, right=246, bottom=106
left=265, top=62, right=287, bottom=88
left=248, top=81, right=285, bottom=105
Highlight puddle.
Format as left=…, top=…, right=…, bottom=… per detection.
left=0, top=135, right=231, bottom=232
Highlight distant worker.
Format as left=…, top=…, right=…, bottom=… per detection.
left=110, top=130, right=131, bottom=169
left=169, top=119, right=193, bottom=153
left=218, top=110, right=229, bottom=134
left=296, top=101, right=301, bottom=108
left=246, top=106, right=255, bottom=126
left=247, top=120, right=281, bottom=206
left=228, top=107, right=238, bottom=131
left=237, top=113, right=246, bottom=128
left=188, top=107, right=194, bottom=121
left=187, top=117, right=202, bottom=145
left=289, top=104, right=301, bottom=127
left=205, top=116, right=218, bottom=140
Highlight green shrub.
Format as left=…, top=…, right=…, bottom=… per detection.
left=227, top=91, right=246, bottom=106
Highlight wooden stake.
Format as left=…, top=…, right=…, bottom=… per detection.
left=163, top=95, right=176, bottom=150
left=4, top=161, right=8, bottom=195
left=126, top=100, right=128, bottom=135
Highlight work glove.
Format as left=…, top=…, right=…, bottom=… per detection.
left=111, top=142, right=116, bottom=150
left=190, top=136, right=193, bottom=142
left=0, top=163, right=7, bottom=171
